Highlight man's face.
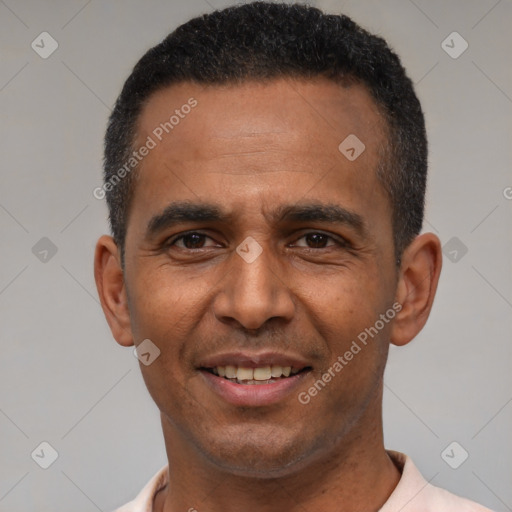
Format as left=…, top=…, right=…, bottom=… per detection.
left=122, top=78, right=398, bottom=475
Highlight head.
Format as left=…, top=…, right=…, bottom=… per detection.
left=95, top=2, right=441, bottom=478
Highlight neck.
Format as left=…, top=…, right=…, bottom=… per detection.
left=155, top=394, right=401, bottom=512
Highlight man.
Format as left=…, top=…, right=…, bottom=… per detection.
left=94, top=2, right=492, bottom=511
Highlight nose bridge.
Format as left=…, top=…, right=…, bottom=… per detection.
left=236, top=239, right=276, bottom=299
left=213, top=237, right=294, bottom=330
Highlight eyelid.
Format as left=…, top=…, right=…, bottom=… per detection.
left=165, top=231, right=220, bottom=248
left=290, top=229, right=350, bottom=248
left=165, top=230, right=350, bottom=250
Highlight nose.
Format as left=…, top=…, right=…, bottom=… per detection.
left=212, top=240, right=295, bottom=331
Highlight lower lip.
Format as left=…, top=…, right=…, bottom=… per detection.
left=200, top=370, right=310, bottom=407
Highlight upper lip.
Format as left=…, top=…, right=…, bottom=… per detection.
left=198, top=351, right=311, bottom=369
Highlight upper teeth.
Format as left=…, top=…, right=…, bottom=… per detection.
left=213, top=365, right=297, bottom=380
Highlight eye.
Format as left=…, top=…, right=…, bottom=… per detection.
left=291, top=232, right=344, bottom=249
left=166, top=232, right=219, bottom=250
left=164, top=231, right=348, bottom=252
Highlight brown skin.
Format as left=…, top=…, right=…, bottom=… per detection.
left=94, top=78, right=442, bottom=512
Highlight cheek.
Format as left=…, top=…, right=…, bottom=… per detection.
left=301, top=266, right=386, bottom=331
left=302, top=269, right=393, bottom=384
left=126, top=272, right=193, bottom=401
left=127, top=264, right=207, bottom=338
left=129, top=284, right=200, bottom=418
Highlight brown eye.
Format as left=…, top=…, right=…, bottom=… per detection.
left=168, top=232, right=217, bottom=250
left=292, top=232, right=343, bottom=249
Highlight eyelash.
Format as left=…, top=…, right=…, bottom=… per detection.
left=164, top=231, right=350, bottom=251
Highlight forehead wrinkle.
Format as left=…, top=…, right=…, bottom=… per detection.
left=205, top=167, right=315, bottom=175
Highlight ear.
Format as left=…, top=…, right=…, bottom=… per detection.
left=390, top=232, right=442, bottom=347
left=94, top=235, right=134, bottom=347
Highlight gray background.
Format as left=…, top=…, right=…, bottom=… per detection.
left=0, top=0, right=510, bottom=511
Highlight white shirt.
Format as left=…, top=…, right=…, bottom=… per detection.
left=113, top=450, right=494, bottom=511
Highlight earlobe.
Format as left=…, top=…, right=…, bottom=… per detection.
left=94, top=235, right=134, bottom=347
left=390, top=232, right=442, bottom=347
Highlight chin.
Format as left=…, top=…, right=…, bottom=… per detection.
left=196, top=425, right=322, bottom=479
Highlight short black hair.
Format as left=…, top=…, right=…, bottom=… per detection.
left=103, top=1, right=427, bottom=265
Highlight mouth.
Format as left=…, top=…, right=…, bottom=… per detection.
left=201, top=365, right=311, bottom=385
left=197, top=352, right=313, bottom=406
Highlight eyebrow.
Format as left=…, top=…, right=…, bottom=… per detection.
left=146, top=200, right=367, bottom=239
left=273, top=203, right=365, bottom=235
left=147, top=202, right=230, bottom=237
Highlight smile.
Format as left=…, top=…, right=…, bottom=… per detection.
left=198, top=351, right=313, bottom=405
left=204, top=365, right=305, bottom=384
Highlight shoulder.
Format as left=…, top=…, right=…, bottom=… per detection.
left=112, top=465, right=169, bottom=512
left=426, top=484, right=495, bottom=512
left=380, top=451, right=494, bottom=512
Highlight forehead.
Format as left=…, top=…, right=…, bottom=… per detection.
left=136, top=78, right=386, bottom=157
left=128, top=78, right=390, bottom=236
